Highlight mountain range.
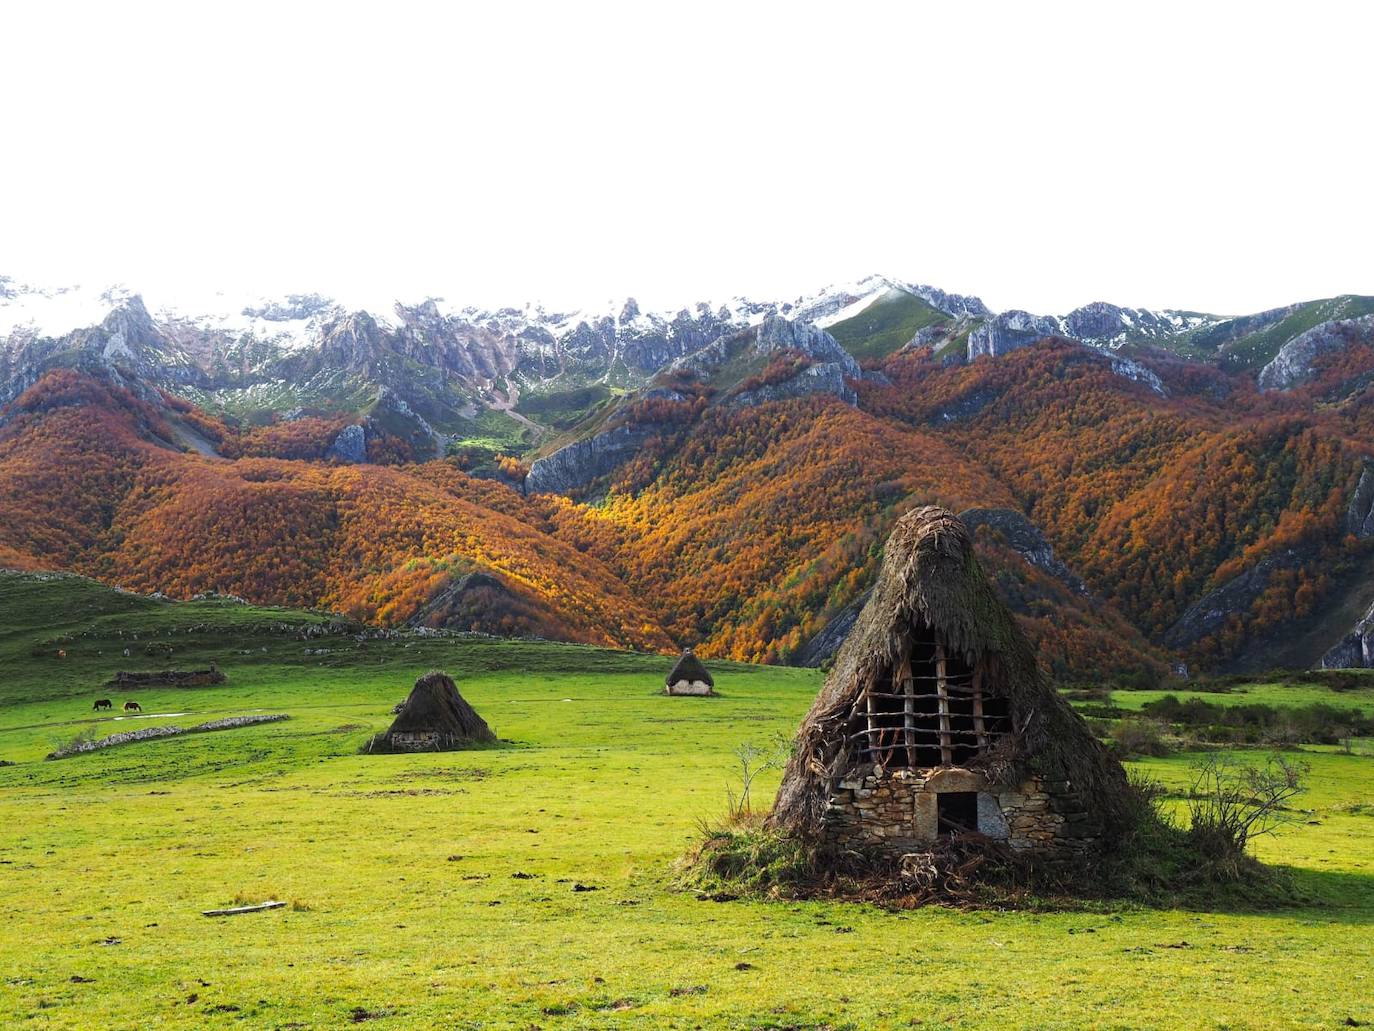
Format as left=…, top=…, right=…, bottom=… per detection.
left=4, top=271, right=1374, bottom=679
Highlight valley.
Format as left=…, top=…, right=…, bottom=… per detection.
left=0, top=573, right=1371, bottom=1028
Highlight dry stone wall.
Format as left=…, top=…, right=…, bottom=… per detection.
left=821, top=765, right=1100, bottom=857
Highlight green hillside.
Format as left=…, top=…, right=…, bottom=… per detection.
left=1216, top=295, right=1374, bottom=369
left=827, top=288, right=949, bottom=361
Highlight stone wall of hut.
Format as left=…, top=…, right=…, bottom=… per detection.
left=383, top=730, right=443, bottom=751
left=821, top=766, right=1101, bottom=857
left=665, top=679, right=713, bottom=696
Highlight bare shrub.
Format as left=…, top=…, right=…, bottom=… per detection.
left=724, top=736, right=792, bottom=822
left=1186, top=752, right=1309, bottom=865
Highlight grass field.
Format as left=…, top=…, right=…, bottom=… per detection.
left=1, top=572, right=1372, bottom=1028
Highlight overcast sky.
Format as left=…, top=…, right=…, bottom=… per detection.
left=2, top=1, right=1370, bottom=316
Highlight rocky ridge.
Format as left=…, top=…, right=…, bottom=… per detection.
left=1257, top=315, right=1374, bottom=390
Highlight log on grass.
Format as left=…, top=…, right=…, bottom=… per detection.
left=202, top=901, right=286, bottom=917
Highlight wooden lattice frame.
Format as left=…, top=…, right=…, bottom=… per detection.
left=854, top=637, right=1000, bottom=767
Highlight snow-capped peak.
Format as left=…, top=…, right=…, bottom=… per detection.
left=0, top=280, right=135, bottom=339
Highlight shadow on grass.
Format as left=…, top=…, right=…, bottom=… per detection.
left=676, top=815, right=1374, bottom=921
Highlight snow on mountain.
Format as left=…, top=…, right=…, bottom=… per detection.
left=0, top=272, right=993, bottom=359
left=0, top=280, right=138, bottom=339
left=778, top=274, right=990, bottom=328
left=0, top=270, right=1245, bottom=422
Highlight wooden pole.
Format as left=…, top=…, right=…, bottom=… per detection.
left=972, top=666, right=987, bottom=753
left=936, top=644, right=952, bottom=765
left=898, top=655, right=915, bottom=767
left=203, top=901, right=285, bottom=917
left=865, top=677, right=877, bottom=764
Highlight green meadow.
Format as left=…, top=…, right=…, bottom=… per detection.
left=0, top=572, right=1372, bottom=1029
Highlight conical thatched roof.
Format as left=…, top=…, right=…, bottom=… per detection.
left=769, top=505, right=1130, bottom=842
left=666, top=649, right=713, bottom=687
left=378, top=670, right=495, bottom=750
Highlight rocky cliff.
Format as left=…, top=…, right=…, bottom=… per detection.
left=1163, top=547, right=1314, bottom=653
left=1257, top=315, right=1374, bottom=390
left=966, top=311, right=1062, bottom=361
left=1320, top=599, right=1374, bottom=669
left=794, top=589, right=870, bottom=668
left=958, top=507, right=1087, bottom=594
left=524, top=422, right=665, bottom=495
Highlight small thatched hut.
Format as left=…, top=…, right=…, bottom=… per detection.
left=769, top=506, right=1130, bottom=859
left=371, top=671, right=496, bottom=752
left=665, top=649, right=715, bottom=696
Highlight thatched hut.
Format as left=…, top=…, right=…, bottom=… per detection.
left=370, top=671, right=495, bottom=752
left=769, top=506, right=1130, bottom=859
left=665, top=649, right=715, bottom=696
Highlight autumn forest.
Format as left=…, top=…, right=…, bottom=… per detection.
left=3, top=327, right=1373, bottom=682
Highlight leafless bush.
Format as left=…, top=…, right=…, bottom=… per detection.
left=724, top=736, right=792, bottom=821
left=1186, top=752, right=1308, bottom=862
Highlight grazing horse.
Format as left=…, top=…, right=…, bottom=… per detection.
left=123, top=701, right=142, bottom=713
left=93, top=699, right=112, bottom=711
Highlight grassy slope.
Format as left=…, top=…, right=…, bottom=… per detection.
left=0, top=578, right=1372, bottom=1028
left=827, top=290, right=948, bottom=362
left=1218, top=296, right=1374, bottom=370
left=443, top=406, right=533, bottom=454
left=515, top=384, right=615, bottom=434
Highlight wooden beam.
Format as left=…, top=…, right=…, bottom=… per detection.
left=936, top=644, right=952, bottom=765
left=859, top=691, right=967, bottom=701
left=203, top=901, right=285, bottom=917
left=897, top=655, right=915, bottom=768
left=972, top=666, right=987, bottom=752
left=865, top=676, right=877, bottom=746
left=846, top=727, right=982, bottom=742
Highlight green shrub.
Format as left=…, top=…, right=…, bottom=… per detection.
left=1109, top=718, right=1172, bottom=758
left=1141, top=695, right=1372, bottom=745
left=677, top=816, right=816, bottom=898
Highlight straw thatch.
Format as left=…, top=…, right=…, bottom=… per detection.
left=666, top=649, right=714, bottom=689
left=768, top=505, right=1131, bottom=844
left=373, top=671, right=495, bottom=751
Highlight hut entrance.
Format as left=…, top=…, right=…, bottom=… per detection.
left=937, top=792, right=979, bottom=835
left=856, top=619, right=1010, bottom=769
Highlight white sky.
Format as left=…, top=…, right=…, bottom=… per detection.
left=1, top=0, right=1371, bottom=317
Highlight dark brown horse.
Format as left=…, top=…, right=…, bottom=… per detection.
left=123, top=701, right=141, bottom=713
left=93, top=699, right=112, bottom=711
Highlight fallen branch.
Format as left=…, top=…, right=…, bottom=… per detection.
left=202, top=901, right=286, bottom=917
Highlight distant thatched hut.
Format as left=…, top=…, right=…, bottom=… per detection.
left=665, top=649, right=715, bottom=696
left=769, top=506, right=1130, bottom=859
left=369, top=671, right=495, bottom=752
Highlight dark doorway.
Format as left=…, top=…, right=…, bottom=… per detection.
left=936, top=791, right=979, bottom=835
